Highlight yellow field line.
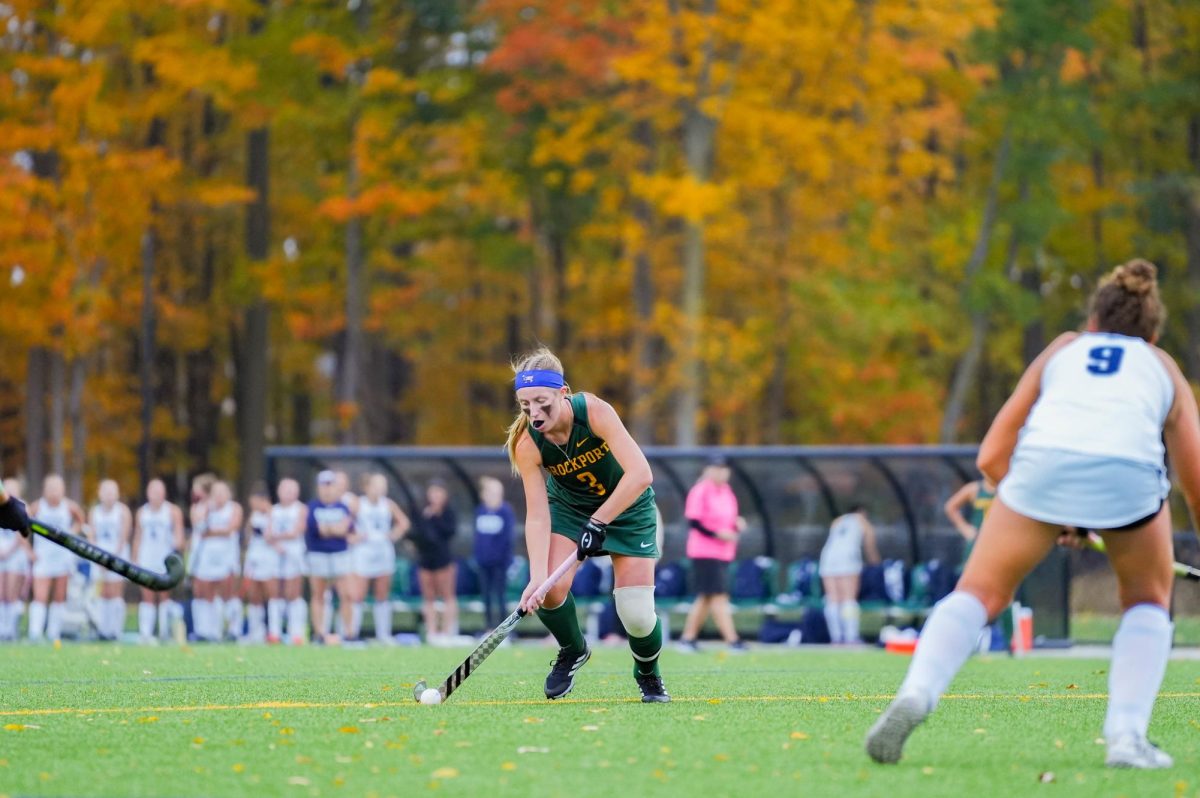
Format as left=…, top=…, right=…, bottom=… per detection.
left=2, top=692, right=1198, bottom=718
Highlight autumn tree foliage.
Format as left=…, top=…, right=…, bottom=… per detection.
left=0, top=0, right=1197, bottom=498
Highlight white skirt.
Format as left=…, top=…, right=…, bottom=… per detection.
left=352, top=538, right=396, bottom=579
left=998, top=445, right=1170, bottom=530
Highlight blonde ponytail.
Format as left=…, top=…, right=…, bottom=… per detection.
left=504, top=347, right=569, bottom=473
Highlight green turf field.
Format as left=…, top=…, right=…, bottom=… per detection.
left=1, top=644, right=1197, bottom=798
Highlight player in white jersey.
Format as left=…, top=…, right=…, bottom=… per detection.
left=133, top=479, right=185, bottom=643
left=0, top=477, right=32, bottom=641
left=868, top=259, right=1200, bottom=770
left=87, top=480, right=133, bottom=640
left=347, top=473, right=411, bottom=642
left=239, top=484, right=274, bottom=643
left=28, top=474, right=85, bottom=642
left=818, top=505, right=880, bottom=644
left=261, top=477, right=308, bottom=644
left=190, top=479, right=243, bottom=641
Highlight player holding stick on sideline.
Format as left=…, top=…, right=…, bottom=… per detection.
left=867, top=259, right=1199, bottom=769
left=506, top=347, right=670, bottom=702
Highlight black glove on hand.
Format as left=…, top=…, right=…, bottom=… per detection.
left=577, top=517, right=607, bottom=558
left=0, top=496, right=31, bottom=537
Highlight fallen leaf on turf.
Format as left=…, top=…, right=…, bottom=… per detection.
left=501, top=762, right=517, bottom=771
left=192, top=737, right=205, bottom=746
left=922, top=767, right=934, bottom=775
left=789, top=732, right=809, bottom=740
left=714, top=754, right=729, bottom=762
left=335, top=755, right=352, bottom=764
left=523, top=717, right=543, bottom=724
left=581, top=725, right=600, bottom=732
left=517, top=747, right=549, bottom=754
left=1094, top=738, right=1105, bottom=745
left=692, top=715, right=707, bottom=722
left=973, top=729, right=986, bottom=734
left=707, top=699, right=722, bottom=705
left=431, top=768, right=459, bottom=779
left=339, top=726, right=360, bottom=734
left=432, top=729, right=445, bottom=736
left=660, top=746, right=671, bottom=754
left=262, top=713, right=272, bottom=719
left=588, top=708, right=608, bottom=714
left=279, top=728, right=294, bottom=736
left=454, top=742, right=472, bottom=748
left=1038, top=772, right=1055, bottom=783
left=137, top=716, right=158, bottom=724
left=1065, top=684, right=1078, bottom=690
left=4, top=724, right=29, bottom=732
left=232, top=764, right=245, bottom=773
left=295, top=756, right=312, bottom=765
left=287, top=776, right=310, bottom=786
left=1054, top=740, right=1064, bottom=749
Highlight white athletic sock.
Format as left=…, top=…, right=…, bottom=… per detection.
left=28, top=601, right=46, bottom=641
left=373, top=601, right=391, bottom=641
left=139, top=602, right=156, bottom=639
left=212, top=597, right=226, bottom=638
left=898, top=591, right=988, bottom=710
left=268, top=598, right=286, bottom=639
left=287, top=598, right=308, bottom=642
left=247, top=604, right=266, bottom=642
left=107, top=598, right=126, bottom=638
left=8, top=601, right=22, bottom=639
left=824, top=601, right=843, bottom=644
left=350, top=602, right=363, bottom=639
left=225, top=598, right=244, bottom=639
left=1104, top=604, right=1172, bottom=740
left=192, top=599, right=212, bottom=640
left=322, top=590, right=334, bottom=636
left=158, top=602, right=173, bottom=640
left=841, top=601, right=861, bottom=644
left=46, top=602, right=64, bottom=641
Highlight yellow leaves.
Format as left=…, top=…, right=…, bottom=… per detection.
left=192, top=182, right=257, bottom=208
left=339, top=726, right=361, bottom=734
left=789, top=731, right=809, bottom=740
left=501, top=762, right=517, bottom=772
left=3, top=724, right=34, bottom=732
left=430, top=768, right=459, bottom=779
left=289, top=33, right=355, bottom=81
left=363, top=68, right=414, bottom=98
left=137, top=716, right=159, bottom=724
left=630, top=173, right=734, bottom=223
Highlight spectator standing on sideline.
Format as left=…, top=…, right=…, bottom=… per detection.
left=677, top=457, right=746, bottom=652
left=819, top=505, right=881, bottom=644
left=474, top=477, right=515, bottom=629
left=416, top=480, right=458, bottom=644
left=944, top=478, right=996, bottom=567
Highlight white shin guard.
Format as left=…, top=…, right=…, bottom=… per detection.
left=613, top=585, right=658, bottom=638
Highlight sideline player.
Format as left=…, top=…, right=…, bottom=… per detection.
left=866, top=259, right=1198, bottom=769
left=88, top=479, right=133, bottom=640
left=818, top=505, right=880, bottom=644
left=348, top=473, right=410, bottom=643
left=240, top=483, right=274, bottom=643
left=0, top=478, right=31, bottom=640
left=306, top=470, right=354, bottom=644
left=190, top=479, right=243, bottom=641
left=133, top=479, right=185, bottom=643
left=505, top=347, right=669, bottom=702
left=943, top=477, right=995, bottom=565
left=28, top=474, right=85, bottom=642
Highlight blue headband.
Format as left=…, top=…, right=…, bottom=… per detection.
left=514, top=369, right=565, bottom=390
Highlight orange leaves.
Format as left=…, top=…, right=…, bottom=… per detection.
left=290, top=33, right=355, bottom=82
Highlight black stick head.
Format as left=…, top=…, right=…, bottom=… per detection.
left=161, top=553, right=185, bottom=589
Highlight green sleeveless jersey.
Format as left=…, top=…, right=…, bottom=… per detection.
left=528, top=393, right=655, bottom=518
left=968, top=482, right=995, bottom=529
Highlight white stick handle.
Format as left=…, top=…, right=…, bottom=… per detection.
left=523, top=552, right=582, bottom=613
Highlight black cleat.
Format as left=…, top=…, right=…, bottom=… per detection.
left=544, top=645, right=590, bottom=699
left=635, top=672, right=671, bottom=703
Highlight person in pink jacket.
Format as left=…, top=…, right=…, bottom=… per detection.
left=677, top=456, right=746, bottom=652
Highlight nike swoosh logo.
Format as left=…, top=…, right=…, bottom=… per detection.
left=640, top=541, right=654, bottom=548
left=576, top=438, right=590, bottom=448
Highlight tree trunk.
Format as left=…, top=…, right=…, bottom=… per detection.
left=24, top=347, right=48, bottom=490
left=139, top=227, right=156, bottom=491
left=629, top=119, right=657, bottom=442
left=1183, top=114, right=1200, bottom=380
left=339, top=123, right=365, bottom=445
left=49, top=350, right=65, bottom=478
left=939, top=130, right=1011, bottom=442
left=671, top=0, right=718, bottom=447
left=237, top=126, right=270, bottom=499
left=67, top=356, right=85, bottom=500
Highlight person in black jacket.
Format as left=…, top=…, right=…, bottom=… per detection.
left=416, top=480, right=457, bottom=644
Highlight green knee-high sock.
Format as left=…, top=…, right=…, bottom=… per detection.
left=629, top=617, right=663, bottom=676
left=536, top=593, right=586, bottom=655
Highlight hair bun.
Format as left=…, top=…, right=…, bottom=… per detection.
left=1113, top=258, right=1157, bottom=296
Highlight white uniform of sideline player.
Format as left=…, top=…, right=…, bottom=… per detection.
left=240, top=485, right=273, bottom=643
left=264, top=478, right=308, bottom=644
left=0, top=477, right=32, bottom=641
left=348, top=473, right=411, bottom=642
left=133, top=479, right=185, bottom=643
left=28, top=474, right=85, bottom=642
left=190, top=480, right=243, bottom=641
left=867, top=259, right=1198, bottom=770
left=88, top=480, right=133, bottom=640
left=818, top=506, right=880, bottom=644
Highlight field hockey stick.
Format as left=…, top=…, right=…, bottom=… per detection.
left=412, top=551, right=584, bottom=704
left=1077, top=530, right=1200, bottom=583
left=28, top=520, right=184, bottom=591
